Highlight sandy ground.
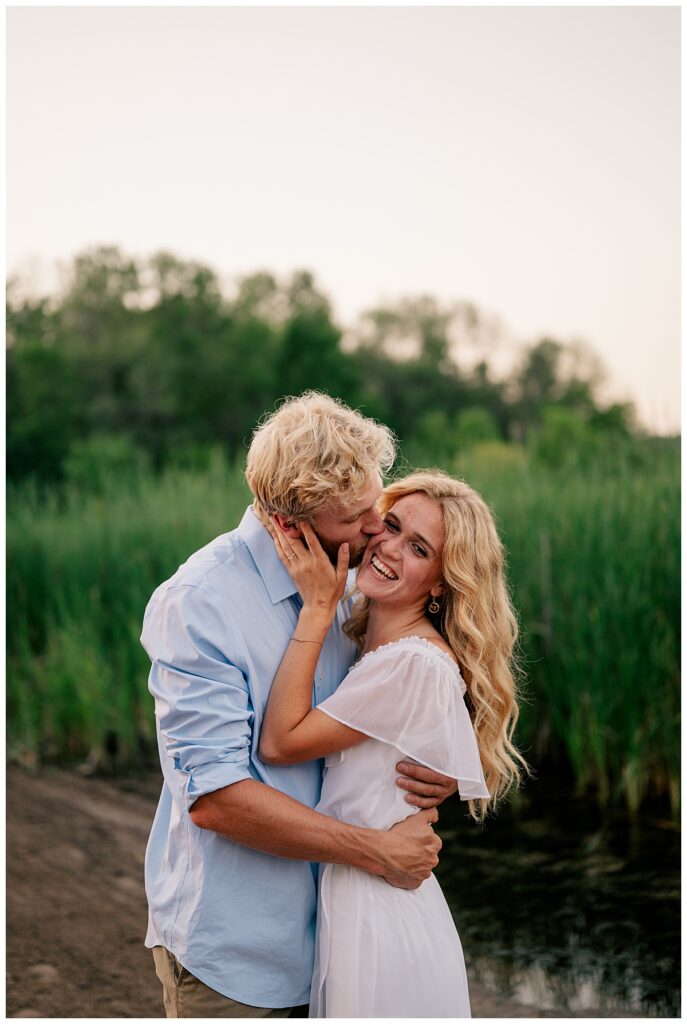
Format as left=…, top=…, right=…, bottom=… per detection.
left=7, top=764, right=556, bottom=1019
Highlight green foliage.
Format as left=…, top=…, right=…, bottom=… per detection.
left=277, top=310, right=360, bottom=405
left=414, top=410, right=455, bottom=456
left=530, top=405, right=597, bottom=467
left=529, top=404, right=635, bottom=469
left=7, top=342, right=87, bottom=481
left=455, top=407, right=500, bottom=447
left=517, top=338, right=563, bottom=406
left=412, top=408, right=505, bottom=462
left=7, top=245, right=638, bottom=485
left=64, top=434, right=151, bottom=492
left=509, top=338, right=608, bottom=440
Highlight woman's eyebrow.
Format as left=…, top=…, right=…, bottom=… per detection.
left=412, top=532, right=435, bottom=555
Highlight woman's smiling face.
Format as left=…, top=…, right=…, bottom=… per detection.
left=356, top=492, right=445, bottom=609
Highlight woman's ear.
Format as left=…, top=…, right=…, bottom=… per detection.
left=272, top=513, right=303, bottom=539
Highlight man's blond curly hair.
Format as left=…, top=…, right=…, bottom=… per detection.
left=245, top=392, right=396, bottom=525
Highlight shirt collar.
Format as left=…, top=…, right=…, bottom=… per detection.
left=238, top=505, right=299, bottom=605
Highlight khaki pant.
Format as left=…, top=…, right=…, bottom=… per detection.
left=152, top=946, right=309, bottom=1019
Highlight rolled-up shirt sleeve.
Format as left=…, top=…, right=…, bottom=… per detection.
left=142, top=582, right=254, bottom=812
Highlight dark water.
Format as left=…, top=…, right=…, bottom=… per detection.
left=435, top=781, right=680, bottom=1018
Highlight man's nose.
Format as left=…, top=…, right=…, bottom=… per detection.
left=362, top=509, right=385, bottom=535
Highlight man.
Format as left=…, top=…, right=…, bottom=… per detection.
left=142, top=392, right=457, bottom=1018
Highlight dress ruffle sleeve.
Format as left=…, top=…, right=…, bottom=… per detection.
left=317, top=638, right=490, bottom=801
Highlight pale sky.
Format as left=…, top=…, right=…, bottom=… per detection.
left=6, top=6, right=681, bottom=433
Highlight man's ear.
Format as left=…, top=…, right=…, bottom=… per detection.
left=272, top=513, right=303, bottom=539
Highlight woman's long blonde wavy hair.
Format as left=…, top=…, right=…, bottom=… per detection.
left=344, top=470, right=531, bottom=821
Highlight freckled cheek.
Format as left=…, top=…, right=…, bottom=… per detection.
left=407, top=564, right=437, bottom=595
left=403, top=567, right=425, bottom=592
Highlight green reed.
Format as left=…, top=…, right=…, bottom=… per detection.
left=7, top=451, right=252, bottom=767
left=7, top=442, right=679, bottom=816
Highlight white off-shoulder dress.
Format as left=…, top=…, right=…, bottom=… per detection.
left=310, top=636, right=490, bottom=1019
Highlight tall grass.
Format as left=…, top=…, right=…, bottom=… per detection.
left=7, top=442, right=680, bottom=815
left=7, top=451, right=252, bottom=767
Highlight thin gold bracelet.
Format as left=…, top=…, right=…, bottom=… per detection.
left=291, top=637, right=323, bottom=648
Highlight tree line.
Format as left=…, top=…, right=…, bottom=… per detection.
left=7, top=246, right=638, bottom=484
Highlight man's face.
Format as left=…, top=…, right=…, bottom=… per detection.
left=310, top=474, right=385, bottom=567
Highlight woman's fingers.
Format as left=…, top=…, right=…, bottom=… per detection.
left=336, top=542, right=350, bottom=583
left=301, top=522, right=349, bottom=585
left=300, top=522, right=326, bottom=559
left=273, top=528, right=290, bottom=565
left=275, top=527, right=306, bottom=564
left=274, top=529, right=294, bottom=562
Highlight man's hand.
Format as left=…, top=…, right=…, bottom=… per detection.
left=395, top=760, right=458, bottom=808
left=378, top=809, right=442, bottom=890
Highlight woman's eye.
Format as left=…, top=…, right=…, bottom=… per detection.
left=384, top=519, right=399, bottom=532
left=412, top=544, right=427, bottom=557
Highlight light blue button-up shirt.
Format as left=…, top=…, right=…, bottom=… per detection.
left=141, top=506, right=358, bottom=1008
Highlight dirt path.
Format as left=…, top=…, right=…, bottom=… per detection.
left=7, top=765, right=546, bottom=1019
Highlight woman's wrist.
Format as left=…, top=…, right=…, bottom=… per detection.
left=295, top=608, right=332, bottom=643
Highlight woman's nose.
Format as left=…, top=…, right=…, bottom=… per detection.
left=378, top=534, right=401, bottom=558
left=375, top=525, right=403, bottom=559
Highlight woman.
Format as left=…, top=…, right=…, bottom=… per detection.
left=259, top=470, right=529, bottom=1018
